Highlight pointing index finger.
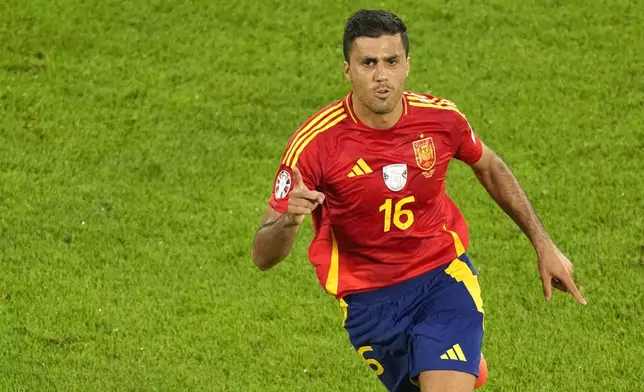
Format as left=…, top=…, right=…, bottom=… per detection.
left=563, top=275, right=587, bottom=305
left=291, top=166, right=304, bottom=188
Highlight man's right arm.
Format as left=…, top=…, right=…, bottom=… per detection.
left=251, top=166, right=325, bottom=271
left=251, top=207, right=301, bottom=271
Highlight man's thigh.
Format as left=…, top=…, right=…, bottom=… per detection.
left=343, top=254, right=484, bottom=392
left=418, top=370, right=476, bottom=392
left=408, top=255, right=485, bottom=383
left=343, top=298, right=420, bottom=392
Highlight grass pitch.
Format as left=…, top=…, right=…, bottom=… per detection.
left=1, top=0, right=643, bottom=391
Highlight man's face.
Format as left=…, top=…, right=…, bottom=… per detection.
left=344, top=34, right=410, bottom=115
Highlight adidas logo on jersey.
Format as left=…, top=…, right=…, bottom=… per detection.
left=440, top=344, right=467, bottom=362
left=347, top=158, right=373, bottom=178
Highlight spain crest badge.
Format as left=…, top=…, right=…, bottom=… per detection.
left=412, top=136, right=436, bottom=171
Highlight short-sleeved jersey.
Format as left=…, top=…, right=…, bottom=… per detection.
left=268, top=90, right=483, bottom=299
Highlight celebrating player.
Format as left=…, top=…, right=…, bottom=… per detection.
left=252, top=9, right=587, bottom=392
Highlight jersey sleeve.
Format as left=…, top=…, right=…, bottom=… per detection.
left=451, top=110, right=483, bottom=165
left=267, top=133, right=324, bottom=214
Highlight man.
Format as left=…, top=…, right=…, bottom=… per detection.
left=252, top=9, right=587, bottom=392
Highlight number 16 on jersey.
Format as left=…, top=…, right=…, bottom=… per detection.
left=379, top=196, right=415, bottom=232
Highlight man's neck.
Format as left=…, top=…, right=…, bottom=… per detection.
left=352, top=94, right=403, bottom=130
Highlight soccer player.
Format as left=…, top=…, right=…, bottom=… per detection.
left=251, top=9, right=587, bottom=392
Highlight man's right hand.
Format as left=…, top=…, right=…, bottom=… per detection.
left=284, top=166, right=325, bottom=226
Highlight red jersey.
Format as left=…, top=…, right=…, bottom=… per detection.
left=268, top=90, right=483, bottom=299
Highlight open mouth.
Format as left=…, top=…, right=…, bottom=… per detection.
left=375, top=88, right=390, bottom=98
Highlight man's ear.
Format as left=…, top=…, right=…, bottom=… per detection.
left=344, top=61, right=351, bottom=82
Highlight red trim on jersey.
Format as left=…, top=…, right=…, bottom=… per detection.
left=344, top=93, right=358, bottom=124
left=402, top=92, right=409, bottom=115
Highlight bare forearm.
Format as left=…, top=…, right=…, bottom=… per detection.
left=474, top=155, right=552, bottom=252
left=252, top=214, right=300, bottom=270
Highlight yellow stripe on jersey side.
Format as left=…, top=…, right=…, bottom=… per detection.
left=290, top=113, right=347, bottom=167
left=356, top=158, right=372, bottom=173
left=281, top=102, right=343, bottom=165
left=325, top=230, right=340, bottom=295
left=443, top=224, right=465, bottom=256
left=339, top=298, right=348, bottom=327
left=445, top=259, right=484, bottom=314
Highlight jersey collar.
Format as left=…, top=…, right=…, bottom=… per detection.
left=343, top=90, right=409, bottom=127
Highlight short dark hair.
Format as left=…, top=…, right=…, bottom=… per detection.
left=343, top=9, right=409, bottom=63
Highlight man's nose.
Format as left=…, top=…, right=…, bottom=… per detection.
left=373, top=63, right=388, bottom=82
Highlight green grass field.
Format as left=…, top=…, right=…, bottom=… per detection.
left=1, top=0, right=643, bottom=391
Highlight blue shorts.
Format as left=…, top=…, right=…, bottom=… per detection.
left=341, top=254, right=485, bottom=392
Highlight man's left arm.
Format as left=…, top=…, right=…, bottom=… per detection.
left=470, top=144, right=587, bottom=306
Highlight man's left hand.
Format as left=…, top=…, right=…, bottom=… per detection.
left=537, top=245, right=587, bottom=305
